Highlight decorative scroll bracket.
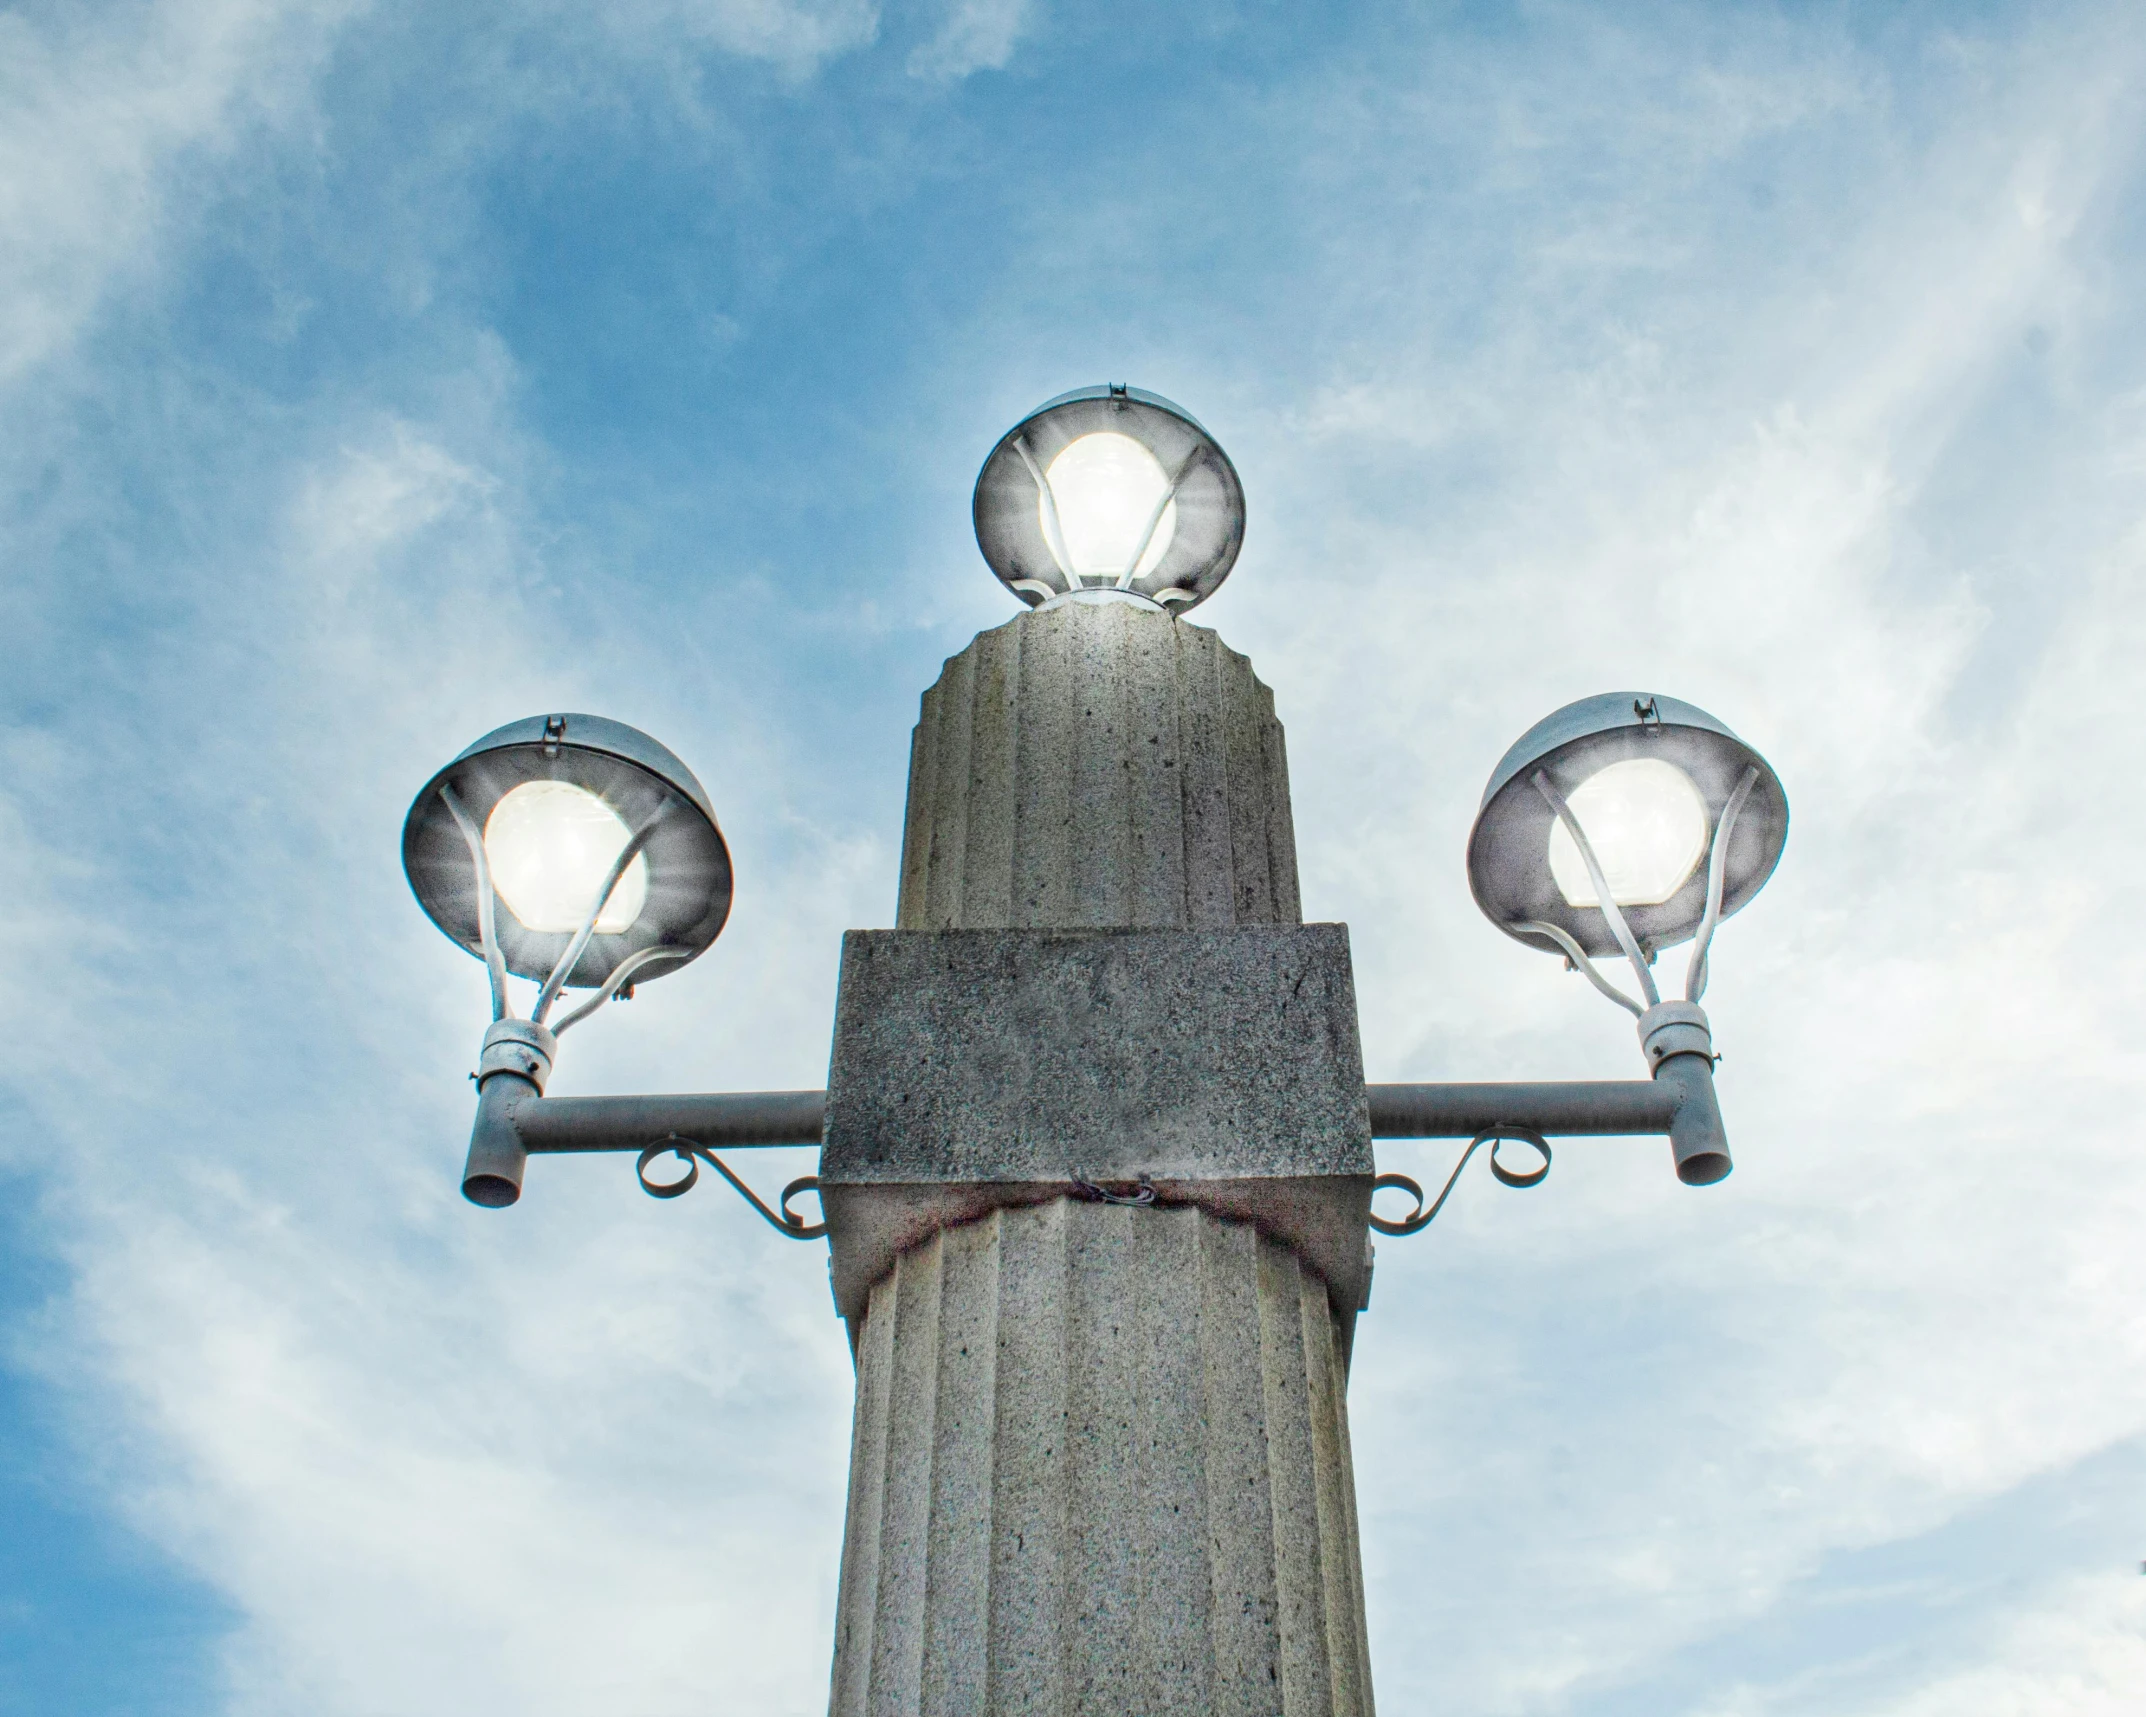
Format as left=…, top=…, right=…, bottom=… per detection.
left=1368, top=1127, right=1551, bottom=1237
left=636, top=1137, right=827, bottom=1239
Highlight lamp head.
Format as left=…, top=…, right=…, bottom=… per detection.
left=402, top=713, right=732, bottom=991
left=1467, top=693, right=1787, bottom=960
left=972, top=385, right=1246, bottom=613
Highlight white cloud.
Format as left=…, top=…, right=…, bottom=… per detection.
left=8, top=3, right=2146, bottom=1714
left=2, top=389, right=880, bottom=1709
left=1867, top=1577, right=2146, bottom=1717
left=907, top=0, right=1031, bottom=81
left=586, top=0, right=881, bottom=78
left=1134, top=10, right=2146, bottom=1711
left=0, top=0, right=357, bottom=384
left=0, top=0, right=882, bottom=390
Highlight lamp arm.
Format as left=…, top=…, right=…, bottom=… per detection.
left=456, top=1084, right=826, bottom=1211
left=457, top=1071, right=1732, bottom=1212
left=1684, top=765, right=1759, bottom=1003
left=1367, top=1080, right=1674, bottom=1137
left=1509, top=919, right=1645, bottom=1017
left=1115, top=445, right=1204, bottom=588
left=510, top=1090, right=827, bottom=1152
left=439, top=784, right=510, bottom=1022
left=531, top=801, right=673, bottom=1026
left=549, top=943, right=689, bottom=1034
left=1013, top=436, right=1079, bottom=592
left=1368, top=1062, right=1731, bottom=1200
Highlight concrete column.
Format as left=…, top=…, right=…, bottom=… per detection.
left=828, top=596, right=1376, bottom=1716
left=896, top=600, right=1301, bottom=932
left=830, top=1201, right=1374, bottom=1717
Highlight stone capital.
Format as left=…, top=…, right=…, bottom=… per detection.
left=820, top=922, right=1375, bottom=1342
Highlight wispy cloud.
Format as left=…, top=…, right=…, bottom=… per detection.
left=907, top=0, right=1031, bottom=81
left=4, top=2, right=2144, bottom=1713
left=0, top=0, right=357, bottom=383
left=576, top=0, right=881, bottom=80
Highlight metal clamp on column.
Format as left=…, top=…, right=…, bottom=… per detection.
left=1636, top=1000, right=1730, bottom=1187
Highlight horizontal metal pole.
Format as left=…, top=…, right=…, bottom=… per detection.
left=509, top=1082, right=1680, bottom=1154
left=1367, top=1081, right=1677, bottom=1139
left=514, top=1091, right=827, bottom=1153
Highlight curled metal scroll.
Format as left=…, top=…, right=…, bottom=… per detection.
left=1369, top=1126, right=1552, bottom=1237
left=635, top=1136, right=828, bottom=1239
left=550, top=943, right=686, bottom=1035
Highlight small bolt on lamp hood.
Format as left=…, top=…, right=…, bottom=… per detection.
left=1467, top=690, right=1787, bottom=1017
left=402, top=712, right=733, bottom=1039
left=973, top=384, right=1246, bottom=614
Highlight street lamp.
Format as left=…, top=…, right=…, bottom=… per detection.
left=1437, top=690, right=1791, bottom=1192
left=400, top=711, right=755, bottom=1208
left=1466, top=691, right=1787, bottom=978
left=398, top=385, right=1790, bottom=1715
left=971, top=383, right=1246, bottom=612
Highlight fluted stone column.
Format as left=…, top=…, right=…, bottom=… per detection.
left=824, top=597, right=1376, bottom=1716
left=832, top=1202, right=1374, bottom=1717
left=896, top=599, right=1300, bottom=932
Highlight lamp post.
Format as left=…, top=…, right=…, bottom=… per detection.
left=402, top=385, right=1788, bottom=1715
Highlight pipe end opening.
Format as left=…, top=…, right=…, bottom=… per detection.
left=462, top=1173, right=522, bottom=1208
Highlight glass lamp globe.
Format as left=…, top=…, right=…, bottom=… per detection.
left=1544, top=757, right=1712, bottom=908
left=483, top=780, right=651, bottom=934
left=972, top=385, right=1246, bottom=613
left=1467, top=693, right=1789, bottom=960
left=1042, top=431, right=1180, bottom=583
left=402, top=713, right=732, bottom=991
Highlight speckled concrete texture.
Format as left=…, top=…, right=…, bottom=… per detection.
left=823, top=925, right=1370, bottom=1184
left=895, top=602, right=1300, bottom=932
left=828, top=601, right=1379, bottom=1714
left=829, top=1200, right=1375, bottom=1717
left=819, top=922, right=1375, bottom=1334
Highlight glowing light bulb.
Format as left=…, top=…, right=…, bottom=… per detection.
left=484, top=780, right=649, bottom=934
left=1043, top=431, right=1178, bottom=583
left=1548, top=758, right=1710, bottom=908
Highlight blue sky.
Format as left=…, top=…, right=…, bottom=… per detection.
left=4, top=0, right=2145, bottom=1711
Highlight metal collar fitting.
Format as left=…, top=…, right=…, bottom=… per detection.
left=1637, top=1000, right=1712, bottom=1070
left=478, top=1018, right=558, bottom=1091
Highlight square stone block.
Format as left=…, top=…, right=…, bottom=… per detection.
left=819, top=924, right=1375, bottom=1336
